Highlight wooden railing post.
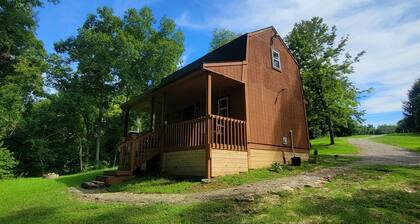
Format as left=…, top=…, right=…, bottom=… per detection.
left=206, top=73, right=212, bottom=178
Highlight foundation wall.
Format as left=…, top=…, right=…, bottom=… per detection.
left=211, top=149, right=248, bottom=177
left=161, top=149, right=206, bottom=176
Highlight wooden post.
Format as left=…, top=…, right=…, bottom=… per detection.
left=150, top=97, right=155, bottom=132
left=160, top=93, right=166, bottom=128
left=159, top=94, right=166, bottom=172
left=123, top=109, right=129, bottom=137
left=206, top=73, right=212, bottom=179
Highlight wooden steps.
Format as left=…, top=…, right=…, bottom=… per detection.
left=95, top=173, right=134, bottom=186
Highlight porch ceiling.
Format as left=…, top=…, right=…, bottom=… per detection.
left=126, top=69, right=244, bottom=113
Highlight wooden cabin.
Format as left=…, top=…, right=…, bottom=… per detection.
left=100, top=27, right=310, bottom=185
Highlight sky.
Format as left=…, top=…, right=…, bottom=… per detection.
left=35, top=0, right=420, bottom=126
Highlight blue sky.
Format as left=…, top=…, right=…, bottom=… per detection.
left=35, top=0, right=420, bottom=126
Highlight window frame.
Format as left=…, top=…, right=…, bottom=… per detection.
left=271, top=48, right=282, bottom=71
left=217, top=96, right=229, bottom=117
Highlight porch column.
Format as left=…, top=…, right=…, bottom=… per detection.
left=123, top=109, right=129, bottom=137
left=160, top=93, right=166, bottom=127
left=206, top=74, right=212, bottom=115
left=150, top=97, right=155, bottom=131
left=206, top=73, right=212, bottom=178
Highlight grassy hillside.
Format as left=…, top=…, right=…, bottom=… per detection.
left=371, top=133, right=420, bottom=152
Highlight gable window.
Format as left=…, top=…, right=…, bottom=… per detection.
left=271, top=49, right=281, bottom=71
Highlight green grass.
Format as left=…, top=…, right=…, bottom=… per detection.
left=371, top=133, right=420, bottom=152
left=217, top=165, right=420, bottom=224
left=310, top=136, right=365, bottom=155
left=108, top=155, right=357, bottom=194
left=1, top=162, right=418, bottom=223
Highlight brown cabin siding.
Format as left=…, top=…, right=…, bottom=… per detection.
left=204, top=62, right=246, bottom=82
left=245, top=29, right=309, bottom=150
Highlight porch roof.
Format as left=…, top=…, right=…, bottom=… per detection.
left=121, top=33, right=248, bottom=110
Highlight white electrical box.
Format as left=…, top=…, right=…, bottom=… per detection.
left=282, top=136, right=288, bottom=145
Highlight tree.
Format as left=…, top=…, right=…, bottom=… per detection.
left=285, top=17, right=365, bottom=144
left=0, top=143, right=18, bottom=179
left=53, top=6, right=184, bottom=168
left=0, top=0, right=51, bottom=140
left=116, top=8, right=184, bottom=98
left=209, top=28, right=240, bottom=51
left=400, top=78, right=420, bottom=132
left=374, top=125, right=396, bottom=134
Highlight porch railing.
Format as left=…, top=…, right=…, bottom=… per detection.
left=163, top=116, right=207, bottom=151
left=209, top=114, right=247, bottom=151
left=118, top=114, right=247, bottom=169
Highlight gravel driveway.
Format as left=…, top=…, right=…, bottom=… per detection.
left=348, top=137, right=420, bottom=166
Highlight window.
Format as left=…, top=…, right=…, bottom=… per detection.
left=217, top=97, right=229, bottom=117
left=271, top=49, right=281, bottom=71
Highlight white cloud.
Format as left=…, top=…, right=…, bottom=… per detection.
left=176, top=0, right=420, bottom=119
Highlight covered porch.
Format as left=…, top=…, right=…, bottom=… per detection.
left=118, top=69, right=247, bottom=177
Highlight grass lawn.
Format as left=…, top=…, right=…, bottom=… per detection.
left=210, top=165, right=420, bottom=224
left=371, top=133, right=420, bottom=152
left=108, top=155, right=357, bottom=194
left=310, top=135, right=367, bottom=155
left=1, top=164, right=418, bottom=223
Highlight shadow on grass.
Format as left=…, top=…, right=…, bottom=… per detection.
left=55, top=168, right=116, bottom=187
left=0, top=199, right=249, bottom=224
left=107, top=171, right=203, bottom=193
left=0, top=207, right=59, bottom=224
left=294, top=188, right=420, bottom=223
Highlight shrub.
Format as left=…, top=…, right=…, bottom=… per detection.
left=0, top=143, right=19, bottom=179
left=270, top=162, right=282, bottom=173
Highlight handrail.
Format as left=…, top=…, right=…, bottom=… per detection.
left=118, top=114, right=247, bottom=170
left=208, top=115, right=247, bottom=151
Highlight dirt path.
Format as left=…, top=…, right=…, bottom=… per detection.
left=349, top=137, right=420, bottom=166
left=70, top=166, right=350, bottom=206
left=70, top=138, right=419, bottom=206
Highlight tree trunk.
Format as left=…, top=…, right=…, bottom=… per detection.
left=96, top=103, right=103, bottom=168
left=327, top=115, right=335, bottom=145
left=78, top=137, right=83, bottom=171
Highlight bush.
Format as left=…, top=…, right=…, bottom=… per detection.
left=270, top=162, right=292, bottom=173
left=270, top=162, right=283, bottom=172
left=0, top=143, right=19, bottom=179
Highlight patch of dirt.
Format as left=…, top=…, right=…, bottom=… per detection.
left=70, top=166, right=350, bottom=206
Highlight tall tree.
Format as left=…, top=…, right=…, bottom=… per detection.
left=285, top=17, right=365, bottom=144
left=116, top=8, right=184, bottom=98
left=54, top=7, right=122, bottom=167
left=209, top=28, right=239, bottom=51
left=400, top=78, right=420, bottom=131
left=0, top=0, right=52, bottom=140
left=53, top=6, right=184, bottom=168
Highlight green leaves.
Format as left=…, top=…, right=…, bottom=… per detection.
left=399, top=79, right=420, bottom=132
left=286, top=17, right=365, bottom=139
left=0, top=0, right=47, bottom=139
left=209, top=29, right=240, bottom=51
left=0, top=143, right=18, bottom=179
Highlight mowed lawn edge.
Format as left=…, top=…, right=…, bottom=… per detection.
left=370, top=133, right=420, bottom=153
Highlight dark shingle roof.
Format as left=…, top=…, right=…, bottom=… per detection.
left=159, top=33, right=248, bottom=85
left=122, top=33, right=248, bottom=109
